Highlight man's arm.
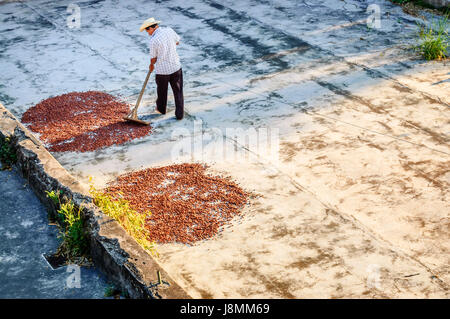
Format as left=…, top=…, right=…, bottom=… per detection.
left=171, top=27, right=181, bottom=46
left=149, top=57, right=157, bottom=72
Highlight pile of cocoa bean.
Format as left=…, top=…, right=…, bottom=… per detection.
left=104, top=163, right=250, bottom=245
left=21, top=91, right=151, bottom=152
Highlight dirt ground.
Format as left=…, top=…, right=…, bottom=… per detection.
left=0, top=0, right=448, bottom=298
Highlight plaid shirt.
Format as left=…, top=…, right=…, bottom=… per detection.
left=149, top=27, right=181, bottom=75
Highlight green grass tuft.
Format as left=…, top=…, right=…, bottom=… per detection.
left=58, top=201, right=89, bottom=258
left=417, top=15, right=449, bottom=60
left=45, top=190, right=90, bottom=262
left=89, top=178, right=157, bottom=257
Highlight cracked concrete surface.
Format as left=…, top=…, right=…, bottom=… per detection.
left=0, top=0, right=448, bottom=298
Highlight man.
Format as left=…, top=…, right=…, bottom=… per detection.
left=140, top=17, right=184, bottom=120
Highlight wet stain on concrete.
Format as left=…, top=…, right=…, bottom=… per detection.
left=180, top=272, right=214, bottom=299
left=400, top=160, right=449, bottom=193
left=270, top=224, right=299, bottom=240
left=402, top=120, right=449, bottom=145
left=289, top=250, right=335, bottom=271
left=314, top=80, right=386, bottom=114
left=223, top=253, right=296, bottom=298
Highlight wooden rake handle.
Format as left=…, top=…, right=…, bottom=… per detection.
left=129, top=69, right=152, bottom=118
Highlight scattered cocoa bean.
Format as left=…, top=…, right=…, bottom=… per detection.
left=104, top=163, right=250, bottom=245
left=21, top=91, right=151, bottom=152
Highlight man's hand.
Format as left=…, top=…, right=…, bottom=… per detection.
left=149, top=57, right=157, bottom=72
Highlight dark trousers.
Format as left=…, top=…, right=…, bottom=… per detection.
left=155, top=68, right=184, bottom=120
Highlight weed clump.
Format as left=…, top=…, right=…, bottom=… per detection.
left=88, top=179, right=157, bottom=257
left=46, top=190, right=90, bottom=265
left=417, top=16, right=449, bottom=60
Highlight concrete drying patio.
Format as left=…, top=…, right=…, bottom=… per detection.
left=0, top=0, right=448, bottom=298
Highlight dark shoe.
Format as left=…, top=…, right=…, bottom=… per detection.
left=155, top=107, right=166, bottom=115
left=175, top=110, right=184, bottom=120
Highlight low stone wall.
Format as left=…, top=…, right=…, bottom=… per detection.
left=0, top=103, right=191, bottom=299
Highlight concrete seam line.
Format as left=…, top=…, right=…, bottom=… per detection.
left=0, top=102, right=191, bottom=299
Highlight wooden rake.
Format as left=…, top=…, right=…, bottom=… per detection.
left=123, top=69, right=152, bottom=125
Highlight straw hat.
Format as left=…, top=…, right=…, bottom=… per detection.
left=140, top=17, right=161, bottom=32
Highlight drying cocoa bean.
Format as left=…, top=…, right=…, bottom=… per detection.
left=104, top=163, right=250, bottom=245
left=21, top=91, right=151, bottom=152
